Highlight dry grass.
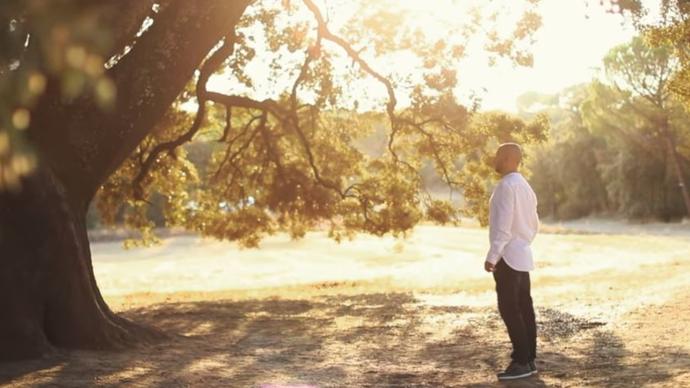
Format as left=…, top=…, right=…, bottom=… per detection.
left=1, top=224, right=689, bottom=387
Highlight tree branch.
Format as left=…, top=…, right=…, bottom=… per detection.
left=301, top=0, right=409, bottom=167
left=399, top=117, right=459, bottom=190
left=132, top=33, right=236, bottom=199
left=213, top=113, right=265, bottom=182
left=30, top=0, right=252, bottom=204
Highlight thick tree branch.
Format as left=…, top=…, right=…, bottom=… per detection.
left=132, top=34, right=236, bottom=198
left=219, top=106, right=233, bottom=142
left=205, top=92, right=285, bottom=116
left=101, top=0, right=163, bottom=63
left=207, top=89, right=355, bottom=198
left=30, top=0, right=252, bottom=204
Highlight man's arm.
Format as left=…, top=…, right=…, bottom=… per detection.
left=485, top=182, right=515, bottom=271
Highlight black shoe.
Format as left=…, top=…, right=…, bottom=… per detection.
left=497, top=362, right=533, bottom=381
left=529, top=360, right=538, bottom=375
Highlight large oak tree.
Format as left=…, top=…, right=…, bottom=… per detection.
left=0, top=0, right=546, bottom=361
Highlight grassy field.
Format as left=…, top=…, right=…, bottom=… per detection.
left=2, top=223, right=690, bottom=387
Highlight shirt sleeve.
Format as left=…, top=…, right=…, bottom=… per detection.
left=485, top=182, right=515, bottom=264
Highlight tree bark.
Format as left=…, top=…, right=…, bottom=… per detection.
left=1, top=0, right=252, bottom=361
left=0, top=166, right=165, bottom=361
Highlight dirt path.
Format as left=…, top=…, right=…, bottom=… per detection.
left=1, top=225, right=689, bottom=387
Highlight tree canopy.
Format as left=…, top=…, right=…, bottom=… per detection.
left=1, top=0, right=548, bottom=247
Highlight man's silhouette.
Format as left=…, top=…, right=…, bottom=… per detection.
left=484, top=143, right=539, bottom=381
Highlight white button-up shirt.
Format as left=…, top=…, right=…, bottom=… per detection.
left=485, top=172, right=539, bottom=271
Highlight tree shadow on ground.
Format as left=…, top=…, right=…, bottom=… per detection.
left=538, top=329, right=690, bottom=387
left=0, top=297, right=342, bottom=387
left=0, top=292, right=688, bottom=387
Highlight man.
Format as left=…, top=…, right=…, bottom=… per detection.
left=484, top=143, right=539, bottom=381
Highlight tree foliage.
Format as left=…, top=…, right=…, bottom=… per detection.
left=523, top=86, right=610, bottom=220
left=526, top=33, right=690, bottom=221
left=0, top=0, right=549, bottom=246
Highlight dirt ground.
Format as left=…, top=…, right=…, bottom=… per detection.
left=1, top=223, right=689, bottom=387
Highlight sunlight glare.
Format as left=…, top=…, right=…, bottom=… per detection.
left=209, top=0, right=636, bottom=112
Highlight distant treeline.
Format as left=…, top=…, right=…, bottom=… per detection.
left=522, top=37, right=690, bottom=221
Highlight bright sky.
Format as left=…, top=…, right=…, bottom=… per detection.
left=466, top=0, right=637, bottom=112
left=209, top=0, right=639, bottom=114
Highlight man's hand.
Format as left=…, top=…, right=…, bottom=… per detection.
left=484, top=261, right=496, bottom=272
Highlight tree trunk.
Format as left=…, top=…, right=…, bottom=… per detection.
left=0, top=166, right=164, bottom=361
left=0, top=0, right=252, bottom=362
left=665, top=136, right=690, bottom=218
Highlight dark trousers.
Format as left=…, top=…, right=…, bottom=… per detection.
left=492, top=258, right=537, bottom=364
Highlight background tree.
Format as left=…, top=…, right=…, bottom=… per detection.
left=522, top=86, right=610, bottom=220
left=525, top=31, right=690, bottom=222
left=582, top=36, right=690, bottom=217
left=0, top=0, right=545, bottom=361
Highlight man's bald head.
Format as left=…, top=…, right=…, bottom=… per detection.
left=494, top=143, right=522, bottom=175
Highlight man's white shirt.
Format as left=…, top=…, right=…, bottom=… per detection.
left=485, top=172, right=539, bottom=272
